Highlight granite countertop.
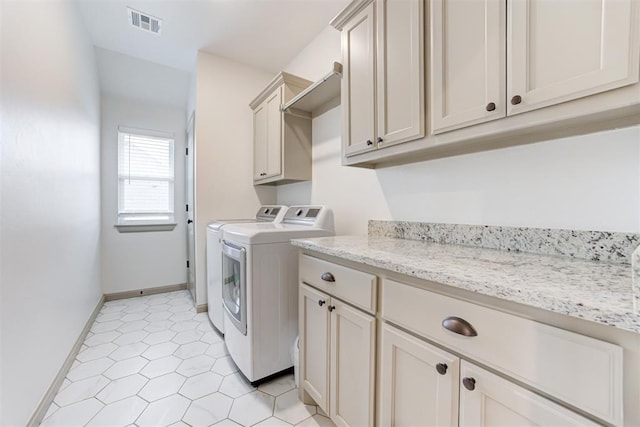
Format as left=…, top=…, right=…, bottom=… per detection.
left=291, top=235, right=640, bottom=334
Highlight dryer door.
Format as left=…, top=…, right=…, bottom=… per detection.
left=221, top=241, right=247, bottom=335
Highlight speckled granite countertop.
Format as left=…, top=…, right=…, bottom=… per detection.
left=291, top=236, right=640, bottom=334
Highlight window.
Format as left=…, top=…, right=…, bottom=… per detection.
left=117, top=127, right=175, bottom=226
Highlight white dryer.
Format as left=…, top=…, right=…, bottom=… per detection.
left=205, top=205, right=287, bottom=334
left=220, top=206, right=334, bottom=384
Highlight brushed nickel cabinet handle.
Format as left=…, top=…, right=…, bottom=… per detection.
left=436, top=363, right=448, bottom=375
left=442, top=316, right=477, bottom=337
left=321, top=272, right=335, bottom=282
left=511, top=95, right=522, bottom=105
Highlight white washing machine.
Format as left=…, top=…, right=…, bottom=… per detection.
left=220, top=206, right=334, bottom=384
left=206, top=205, right=287, bottom=334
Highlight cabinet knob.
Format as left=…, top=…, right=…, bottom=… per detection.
left=377, top=137, right=383, bottom=143
left=462, top=377, right=476, bottom=391
left=486, top=102, right=496, bottom=112
left=321, top=272, right=335, bottom=282
left=366, top=140, right=373, bottom=146
left=318, top=300, right=326, bottom=307
left=442, top=316, right=477, bottom=337
left=435, top=363, right=448, bottom=375
left=328, top=305, right=336, bottom=312
left=511, top=95, right=522, bottom=105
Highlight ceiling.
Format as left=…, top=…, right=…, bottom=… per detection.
left=75, top=0, right=349, bottom=73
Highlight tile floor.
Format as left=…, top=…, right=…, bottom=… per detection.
left=41, top=290, right=335, bottom=427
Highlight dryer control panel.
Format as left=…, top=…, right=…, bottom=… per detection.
left=283, top=206, right=332, bottom=228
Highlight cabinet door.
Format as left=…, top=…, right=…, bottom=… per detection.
left=376, top=0, right=425, bottom=146
left=330, top=299, right=375, bottom=427
left=459, top=361, right=600, bottom=426
left=431, top=0, right=505, bottom=133
left=253, top=101, right=267, bottom=181
left=342, top=2, right=376, bottom=157
left=300, top=284, right=330, bottom=412
left=508, top=0, right=640, bottom=116
left=264, top=88, right=282, bottom=178
left=379, top=324, right=459, bottom=427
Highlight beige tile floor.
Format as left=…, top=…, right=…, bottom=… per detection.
left=41, top=290, right=335, bottom=427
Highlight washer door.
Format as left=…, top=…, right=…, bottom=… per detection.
left=221, top=241, right=247, bottom=335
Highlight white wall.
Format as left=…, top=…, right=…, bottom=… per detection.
left=192, top=52, right=277, bottom=306
left=96, top=47, right=191, bottom=109
left=0, top=2, right=102, bottom=425
left=100, top=95, right=187, bottom=294
left=279, top=26, right=640, bottom=234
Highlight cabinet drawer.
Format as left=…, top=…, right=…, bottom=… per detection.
left=300, top=254, right=377, bottom=313
left=381, top=279, right=623, bottom=426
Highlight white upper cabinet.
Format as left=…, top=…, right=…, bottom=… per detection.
left=333, top=0, right=425, bottom=157
left=508, top=0, right=640, bottom=115
left=376, top=0, right=425, bottom=147
left=341, top=2, right=376, bottom=157
left=253, top=89, right=283, bottom=181
left=431, top=0, right=506, bottom=133
left=432, top=0, right=640, bottom=133
left=250, top=72, right=312, bottom=185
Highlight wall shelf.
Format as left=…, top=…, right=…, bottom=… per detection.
left=281, top=62, right=342, bottom=115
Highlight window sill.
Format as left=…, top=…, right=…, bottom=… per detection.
left=115, top=223, right=177, bottom=233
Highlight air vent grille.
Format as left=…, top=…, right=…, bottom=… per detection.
left=127, top=7, right=162, bottom=35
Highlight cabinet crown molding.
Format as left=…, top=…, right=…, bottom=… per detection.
left=330, top=0, right=374, bottom=30
left=249, top=71, right=312, bottom=109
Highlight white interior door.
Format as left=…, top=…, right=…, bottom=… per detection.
left=186, top=112, right=196, bottom=302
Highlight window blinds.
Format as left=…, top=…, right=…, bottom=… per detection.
left=118, top=130, right=175, bottom=223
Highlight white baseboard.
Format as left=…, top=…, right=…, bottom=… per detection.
left=104, top=283, right=187, bottom=301
left=27, top=295, right=105, bottom=427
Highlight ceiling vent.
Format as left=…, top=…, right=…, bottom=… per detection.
left=127, top=7, right=162, bottom=35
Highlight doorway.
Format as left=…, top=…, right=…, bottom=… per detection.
left=186, top=112, right=196, bottom=302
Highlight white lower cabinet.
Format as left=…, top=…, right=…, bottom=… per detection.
left=379, top=324, right=459, bottom=426
left=380, top=323, right=599, bottom=427
left=299, top=283, right=375, bottom=427
left=299, top=254, right=624, bottom=426
left=459, top=361, right=598, bottom=426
